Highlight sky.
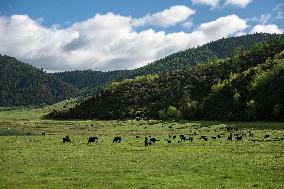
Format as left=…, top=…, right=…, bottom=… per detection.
left=0, top=0, right=283, bottom=72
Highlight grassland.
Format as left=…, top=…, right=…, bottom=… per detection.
left=0, top=108, right=283, bottom=188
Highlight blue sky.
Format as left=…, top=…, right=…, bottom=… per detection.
left=0, top=0, right=283, bottom=71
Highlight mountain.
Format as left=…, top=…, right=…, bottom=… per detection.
left=1, top=33, right=283, bottom=107
left=45, top=35, right=284, bottom=121
left=133, top=33, right=283, bottom=75
left=0, top=55, right=79, bottom=106
left=52, top=70, right=133, bottom=97
left=52, top=33, right=283, bottom=96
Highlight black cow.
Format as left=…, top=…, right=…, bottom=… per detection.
left=113, top=137, right=122, bottom=143
left=201, top=136, right=208, bottom=141
left=217, top=135, right=221, bottom=138
left=63, top=136, right=71, bottom=143
left=150, top=137, right=159, bottom=143
left=188, top=137, right=193, bottom=142
left=228, top=135, right=232, bottom=141
left=145, top=137, right=150, bottom=146
left=236, top=136, right=242, bottom=141
left=173, top=135, right=176, bottom=139
left=264, top=134, right=270, bottom=138
left=41, top=132, right=45, bottom=136
left=88, top=136, right=98, bottom=143
left=180, top=135, right=186, bottom=141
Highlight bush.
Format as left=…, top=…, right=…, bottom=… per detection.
left=159, top=106, right=180, bottom=120
left=182, top=100, right=201, bottom=119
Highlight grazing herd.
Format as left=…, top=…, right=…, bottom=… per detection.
left=25, top=123, right=276, bottom=146
left=59, top=126, right=272, bottom=146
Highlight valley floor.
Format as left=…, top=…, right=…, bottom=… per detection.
left=0, top=109, right=283, bottom=188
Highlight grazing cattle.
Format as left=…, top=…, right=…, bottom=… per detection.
left=228, top=136, right=232, bottom=141
left=169, top=134, right=171, bottom=138
left=88, top=136, right=98, bottom=143
left=91, top=124, right=93, bottom=127
left=249, top=133, right=254, bottom=137
left=194, top=132, right=197, bottom=136
left=41, top=132, right=45, bottom=136
left=166, top=139, right=171, bottom=143
left=264, top=134, right=270, bottom=138
left=201, top=136, right=208, bottom=141
left=236, top=136, right=242, bottom=141
left=217, top=135, right=221, bottom=138
left=180, top=135, right=186, bottom=141
left=63, top=136, right=71, bottom=143
left=211, top=137, right=216, bottom=139
left=144, top=137, right=150, bottom=146
left=113, top=137, right=122, bottom=143
left=136, top=136, right=140, bottom=139
left=150, top=137, right=159, bottom=143
left=227, top=127, right=233, bottom=132
left=27, top=132, right=31, bottom=136
left=169, top=126, right=173, bottom=129
left=188, top=137, right=193, bottom=142
left=173, top=135, right=176, bottom=139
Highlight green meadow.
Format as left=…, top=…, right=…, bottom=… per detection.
left=0, top=108, right=283, bottom=189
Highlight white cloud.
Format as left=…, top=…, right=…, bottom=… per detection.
left=250, top=24, right=283, bottom=34
left=250, top=14, right=271, bottom=24
left=225, top=0, right=252, bottom=8
left=0, top=12, right=248, bottom=72
left=192, top=0, right=220, bottom=8
left=132, top=5, right=195, bottom=27
left=182, top=20, right=193, bottom=29
left=194, top=14, right=247, bottom=39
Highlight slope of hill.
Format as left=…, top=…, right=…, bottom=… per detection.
left=0, top=55, right=79, bottom=106
left=45, top=35, right=284, bottom=121
left=134, top=33, right=283, bottom=75
left=52, top=70, right=133, bottom=97
left=52, top=33, right=283, bottom=96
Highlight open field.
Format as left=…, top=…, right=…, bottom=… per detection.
left=0, top=109, right=284, bottom=188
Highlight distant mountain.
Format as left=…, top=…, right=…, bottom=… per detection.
left=46, top=35, right=284, bottom=121
left=0, top=55, right=79, bottom=106
left=53, top=33, right=284, bottom=96
left=52, top=70, right=133, bottom=97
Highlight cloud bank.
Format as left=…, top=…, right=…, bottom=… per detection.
left=250, top=24, right=283, bottom=34
left=132, top=5, right=195, bottom=27
left=0, top=5, right=280, bottom=72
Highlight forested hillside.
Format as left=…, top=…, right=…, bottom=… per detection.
left=52, top=70, right=133, bottom=96
left=0, top=55, right=79, bottom=106
left=52, top=33, right=282, bottom=95
left=134, top=33, right=283, bottom=75
left=46, top=35, right=284, bottom=121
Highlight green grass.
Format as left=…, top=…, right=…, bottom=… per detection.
left=0, top=109, right=283, bottom=188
